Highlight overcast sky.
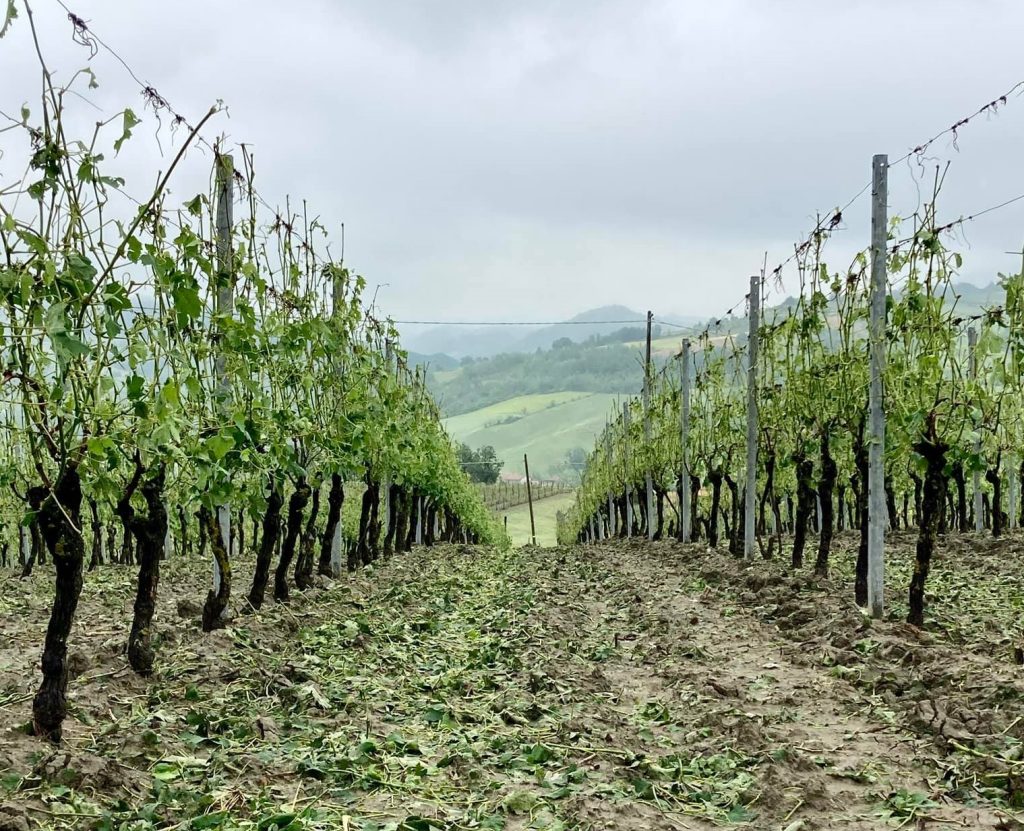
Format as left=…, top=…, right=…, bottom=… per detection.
left=4, top=0, right=1024, bottom=323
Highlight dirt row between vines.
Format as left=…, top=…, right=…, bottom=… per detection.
left=0, top=540, right=1022, bottom=829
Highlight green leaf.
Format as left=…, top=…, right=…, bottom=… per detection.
left=125, top=375, right=146, bottom=401
left=190, top=812, right=230, bottom=829
left=255, top=814, right=301, bottom=831
left=152, top=761, right=181, bottom=781
left=161, top=379, right=180, bottom=407
left=206, top=434, right=235, bottom=461
left=52, top=332, right=91, bottom=360
left=172, top=284, right=203, bottom=319
left=0, top=1, right=18, bottom=39
left=502, top=791, right=538, bottom=815
left=422, top=706, right=445, bottom=725
left=103, top=282, right=131, bottom=313
left=114, top=108, right=141, bottom=154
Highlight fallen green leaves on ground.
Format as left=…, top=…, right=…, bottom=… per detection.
left=3, top=537, right=1024, bottom=829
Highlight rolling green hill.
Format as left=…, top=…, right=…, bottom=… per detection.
left=501, top=490, right=578, bottom=547
left=444, top=392, right=621, bottom=480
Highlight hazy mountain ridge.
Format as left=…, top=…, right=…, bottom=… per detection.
left=400, top=305, right=703, bottom=358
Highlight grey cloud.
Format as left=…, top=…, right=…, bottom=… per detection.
left=3, top=0, right=1024, bottom=323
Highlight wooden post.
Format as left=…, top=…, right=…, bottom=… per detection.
left=213, top=153, right=234, bottom=596
left=643, top=311, right=655, bottom=540
left=524, top=454, right=537, bottom=546
left=745, top=276, right=759, bottom=559
left=968, top=326, right=983, bottom=532
left=622, top=402, right=633, bottom=537
left=680, top=338, right=692, bottom=542
left=868, top=153, right=888, bottom=618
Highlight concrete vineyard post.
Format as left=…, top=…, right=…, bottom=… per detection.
left=680, top=338, right=692, bottom=542
left=744, top=275, right=760, bottom=559
left=163, top=516, right=173, bottom=561
left=643, top=311, right=655, bottom=540
left=213, top=154, right=234, bottom=595
left=868, top=153, right=888, bottom=618
left=382, top=339, right=394, bottom=547
left=1010, top=458, right=1018, bottom=531
left=328, top=274, right=348, bottom=574
left=605, top=428, right=615, bottom=536
left=623, top=402, right=633, bottom=537
left=968, top=326, right=983, bottom=533
left=524, top=454, right=537, bottom=546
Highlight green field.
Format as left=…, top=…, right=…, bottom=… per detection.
left=501, top=490, right=577, bottom=546
left=444, top=392, right=620, bottom=478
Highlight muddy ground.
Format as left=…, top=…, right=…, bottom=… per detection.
left=1, top=533, right=1024, bottom=829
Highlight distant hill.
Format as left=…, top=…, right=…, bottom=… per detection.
left=407, top=351, right=459, bottom=371
left=443, top=392, right=621, bottom=480
left=401, top=305, right=703, bottom=358
left=427, top=330, right=656, bottom=417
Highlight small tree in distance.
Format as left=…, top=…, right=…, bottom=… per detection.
left=458, top=444, right=503, bottom=484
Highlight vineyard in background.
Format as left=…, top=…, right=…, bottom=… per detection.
left=474, top=479, right=574, bottom=513
left=564, top=83, right=1024, bottom=633
left=0, top=3, right=501, bottom=746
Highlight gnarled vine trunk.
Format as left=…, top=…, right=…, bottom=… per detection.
left=119, top=464, right=168, bottom=676
left=708, top=468, right=723, bottom=548
left=295, top=483, right=321, bottom=589
left=201, top=506, right=232, bottom=631
left=792, top=453, right=814, bottom=570
left=32, top=467, right=84, bottom=743
left=814, top=432, right=837, bottom=577
left=384, top=483, right=400, bottom=554
left=318, top=473, right=344, bottom=576
left=950, top=463, right=967, bottom=532
left=724, top=475, right=740, bottom=556
left=248, top=478, right=283, bottom=611
left=986, top=455, right=1003, bottom=537
left=908, top=420, right=948, bottom=628
left=853, top=419, right=869, bottom=606
left=20, top=485, right=47, bottom=579
left=275, top=479, right=311, bottom=602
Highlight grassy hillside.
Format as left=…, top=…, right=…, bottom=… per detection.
left=445, top=391, right=591, bottom=432
left=444, top=392, right=620, bottom=479
left=430, top=342, right=643, bottom=417
left=501, top=490, right=577, bottom=546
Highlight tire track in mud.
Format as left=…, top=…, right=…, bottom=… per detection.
left=523, top=543, right=1015, bottom=830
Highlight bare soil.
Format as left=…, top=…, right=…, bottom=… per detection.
left=0, top=535, right=1022, bottom=829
